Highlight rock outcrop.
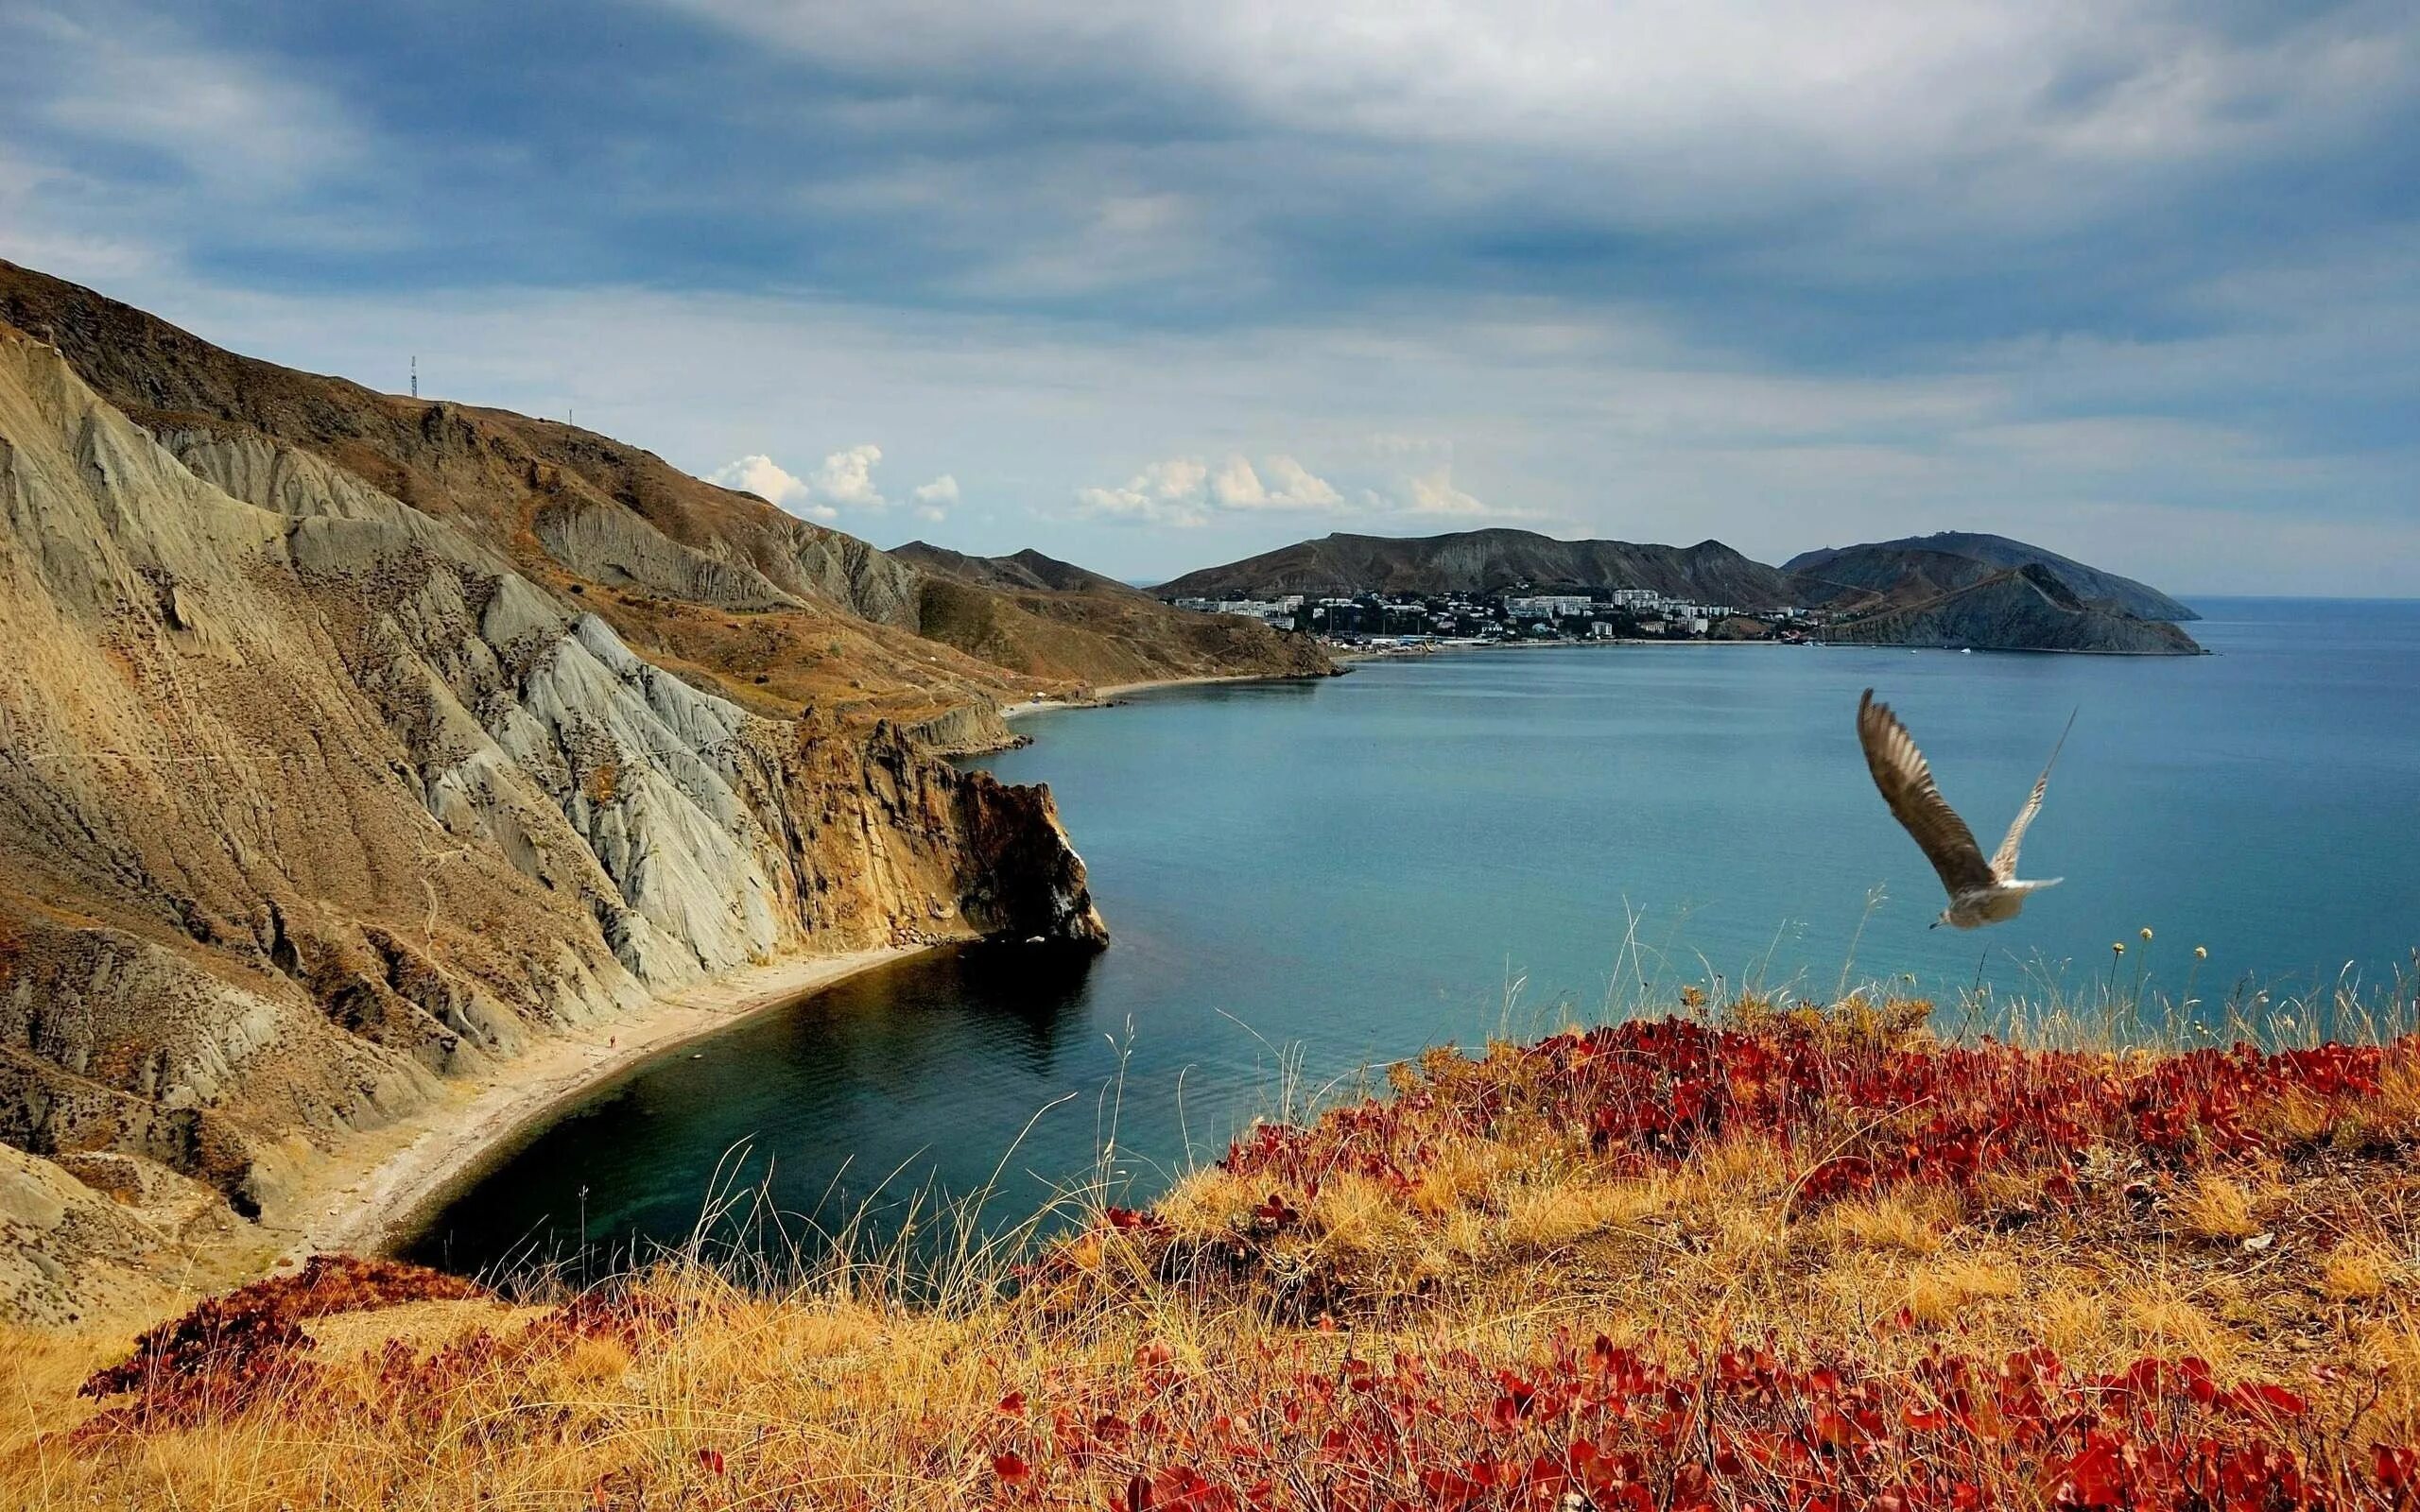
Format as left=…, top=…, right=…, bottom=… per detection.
left=1817, top=564, right=2205, bottom=654
left=0, top=318, right=1103, bottom=1315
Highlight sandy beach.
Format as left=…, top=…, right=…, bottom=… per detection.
left=259, top=943, right=936, bottom=1266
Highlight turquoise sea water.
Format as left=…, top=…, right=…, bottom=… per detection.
left=406, top=599, right=2420, bottom=1276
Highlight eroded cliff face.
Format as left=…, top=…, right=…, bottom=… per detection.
left=0, top=326, right=1101, bottom=1319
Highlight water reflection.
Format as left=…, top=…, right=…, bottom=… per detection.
left=400, top=940, right=1102, bottom=1280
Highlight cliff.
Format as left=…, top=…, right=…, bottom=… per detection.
left=1787, top=530, right=2199, bottom=622
left=1153, top=529, right=1797, bottom=608
left=1818, top=563, right=2205, bottom=654
left=0, top=318, right=1102, bottom=1320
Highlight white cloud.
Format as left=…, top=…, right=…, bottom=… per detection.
left=1079, top=452, right=1350, bottom=525
left=1077, top=446, right=1531, bottom=527
left=809, top=442, right=887, bottom=509
left=707, top=442, right=904, bottom=520
left=1403, top=465, right=1497, bottom=519
left=708, top=454, right=836, bottom=520
left=911, top=472, right=960, bottom=522
left=1209, top=454, right=1343, bottom=510
left=1076, top=456, right=1215, bottom=525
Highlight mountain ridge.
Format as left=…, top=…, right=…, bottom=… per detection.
left=1154, top=528, right=1797, bottom=607
left=0, top=261, right=1328, bottom=728
left=1152, top=524, right=2201, bottom=652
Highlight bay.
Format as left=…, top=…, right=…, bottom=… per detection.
left=404, top=598, right=2420, bottom=1277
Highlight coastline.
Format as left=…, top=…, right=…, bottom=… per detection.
left=257, top=941, right=941, bottom=1268
left=1000, top=667, right=1335, bottom=721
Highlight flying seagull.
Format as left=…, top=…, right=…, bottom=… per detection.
left=1856, top=688, right=2076, bottom=929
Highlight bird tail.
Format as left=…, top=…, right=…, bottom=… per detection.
left=2014, top=877, right=2064, bottom=892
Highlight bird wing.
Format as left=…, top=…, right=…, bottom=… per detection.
left=1857, top=689, right=1994, bottom=899
left=1990, top=707, right=2076, bottom=880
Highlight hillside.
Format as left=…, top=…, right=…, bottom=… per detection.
left=890, top=541, right=1132, bottom=595
left=0, top=262, right=1320, bottom=729
left=1788, top=530, right=2199, bottom=622
left=894, top=541, right=1335, bottom=689
left=0, top=289, right=1110, bottom=1323
left=1821, top=563, right=2205, bottom=654
left=21, top=997, right=2420, bottom=1506
left=1154, top=528, right=1797, bottom=608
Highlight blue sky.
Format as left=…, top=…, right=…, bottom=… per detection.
left=3, top=1, right=2415, bottom=593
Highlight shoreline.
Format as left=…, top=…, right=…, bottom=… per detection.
left=258, top=942, right=941, bottom=1267
left=1000, top=667, right=1336, bottom=721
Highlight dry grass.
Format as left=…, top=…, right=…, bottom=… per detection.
left=2177, top=1171, right=2270, bottom=1242
left=11, top=996, right=2420, bottom=1508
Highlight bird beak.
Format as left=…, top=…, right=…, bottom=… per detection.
left=1927, top=920, right=1940, bottom=930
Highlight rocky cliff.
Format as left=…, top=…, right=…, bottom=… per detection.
left=1817, top=564, right=2204, bottom=654
left=0, top=320, right=1103, bottom=1320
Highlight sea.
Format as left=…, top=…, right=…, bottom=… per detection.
left=404, top=597, right=2420, bottom=1278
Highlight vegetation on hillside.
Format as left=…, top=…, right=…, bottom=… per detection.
left=14, top=990, right=2420, bottom=1508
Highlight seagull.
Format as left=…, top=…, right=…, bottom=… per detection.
left=1856, top=688, right=2076, bottom=929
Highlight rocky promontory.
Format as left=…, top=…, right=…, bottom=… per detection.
left=1818, top=563, right=2205, bottom=654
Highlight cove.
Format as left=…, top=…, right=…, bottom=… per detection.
left=403, top=598, right=2420, bottom=1278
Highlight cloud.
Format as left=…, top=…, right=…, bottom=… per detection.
left=1079, top=447, right=1524, bottom=527
left=708, top=454, right=836, bottom=520
left=1401, top=465, right=1499, bottom=519
left=910, top=472, right=960, bottom=522
left=707, top=442, right=904, bottom=521
left=7, top=6, right=360, bottom=196
left=1209, top=454, right=1342, bottom=510
left=1076, top=456, right=1215, bottom=526
left=809, top=443, right=887, bottom=509
left=1079, top=453, right=1349, bottom=525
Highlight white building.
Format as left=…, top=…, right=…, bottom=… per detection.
left=1506, top=594, right=1593, bottom=618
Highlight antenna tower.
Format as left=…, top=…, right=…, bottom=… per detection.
left=410, top=356, right=418, bottom=399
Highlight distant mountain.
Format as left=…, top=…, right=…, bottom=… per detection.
left=1154, top=529, right=1796, bottom=608
left=1820, top=564, right=2204, bottom=655
left=1785, top=531, right=2198, bottom=622
left=891, top=541, right=1133, bottom=596
left=897, top=541, right=1334, bottom=689
left=1156, top=524, right=2204, bottom=655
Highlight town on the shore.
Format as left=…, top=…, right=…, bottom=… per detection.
left=1166, top=589, right=1830, bottom=648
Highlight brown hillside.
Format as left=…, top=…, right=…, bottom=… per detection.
left=898, top=542, right=1333, bottom=688
left=0, top=262, right=1322, bottom=730
left=0, top=311, right=1102, bottom=1324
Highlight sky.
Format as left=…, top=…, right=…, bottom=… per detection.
left=2, top=1, right=2415, bottom=593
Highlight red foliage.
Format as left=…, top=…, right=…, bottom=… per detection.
left=974, top=1331, right=2412, bottom=1511
left=78, top=1255, right=488, bottom=1429
left=1221, top=1018, right=2405, bottom=1211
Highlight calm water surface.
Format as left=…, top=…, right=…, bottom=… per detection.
left=406, top=599, right=2420, bottom=1276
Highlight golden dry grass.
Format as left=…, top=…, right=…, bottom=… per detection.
left=9, top=997, right=2420, bottom=1508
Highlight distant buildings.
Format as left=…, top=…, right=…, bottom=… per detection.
left=1165, top=584, right=1824, bottom=646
